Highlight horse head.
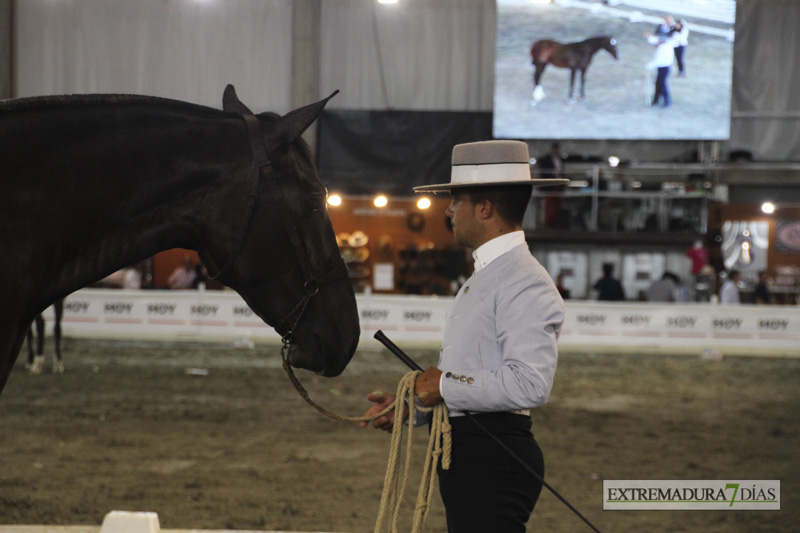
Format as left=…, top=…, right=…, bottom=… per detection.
left=202, top=86, right=359, bottom=377
left=603, top=36, right=619, bottom=60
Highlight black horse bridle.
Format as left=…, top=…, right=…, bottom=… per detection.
left=206, top=112, right=349, bottom=347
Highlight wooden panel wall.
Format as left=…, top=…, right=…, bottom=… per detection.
left=327, top=195, right=470, bottom=295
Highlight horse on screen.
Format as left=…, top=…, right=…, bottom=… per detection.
left=530, top=35, right=619, bottom=103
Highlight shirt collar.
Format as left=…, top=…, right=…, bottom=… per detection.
left=472, top=231, right=525, bottom=273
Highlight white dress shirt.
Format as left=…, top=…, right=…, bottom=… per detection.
left=437, top=231, right=564, bottom=417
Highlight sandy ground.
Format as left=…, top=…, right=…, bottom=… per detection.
left=493, top=2, right=734, bottom=140
left=1, top=338, right=798, bottom=533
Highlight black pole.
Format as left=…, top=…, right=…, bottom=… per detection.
left=373, top=330, right=602, bottom=533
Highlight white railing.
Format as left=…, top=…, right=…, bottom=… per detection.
left=35, top=289, right=800, bottom=357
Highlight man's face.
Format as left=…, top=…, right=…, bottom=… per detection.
left=445, top=190, right=480, bottom=249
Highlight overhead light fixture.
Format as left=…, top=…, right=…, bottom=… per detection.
left=761, top=202, right=775, bottom=214
left=608, top=156, right=620, bottom=167
left=327, top=194, right=342, bottom=207
left=568, top=180, right=590, bottom=188
left=374, top=195, right=388, bottom=207
left=377, top=0, right=399, bottom=4
left=417, top=197, right=431, bottom=210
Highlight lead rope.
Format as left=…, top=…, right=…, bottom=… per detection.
left=280, top=342, right=451, bottom=533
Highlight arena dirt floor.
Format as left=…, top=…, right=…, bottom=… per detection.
left=1, top=339, right=798, bottom=533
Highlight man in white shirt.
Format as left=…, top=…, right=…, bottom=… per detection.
left=720, top=269, right=741, bottom=304
left=646, top=32, right=677, bottom=107
left=362, top=140, right=566, bottom=532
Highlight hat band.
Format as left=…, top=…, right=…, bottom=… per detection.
left=450, top=163, right=531, bottom=186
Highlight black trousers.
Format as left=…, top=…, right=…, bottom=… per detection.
left=652, top=66, right=671, bottom=106
left=674, top=45, right=686, bottom=74
left=437, top=413, right=544, bottom=533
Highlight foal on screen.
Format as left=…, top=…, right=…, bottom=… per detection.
left=530, top=35, right=618, bottom=103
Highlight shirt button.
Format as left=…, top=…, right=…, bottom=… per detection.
left=452, top=374, right=460, bottom=380
left=467, top=377, right=474, bottom=384
left=445, top=372, right=452, bottom=379
left=459, top=376, right=467, bottom=382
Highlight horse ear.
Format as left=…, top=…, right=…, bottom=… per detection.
left=222, top=84, right=254, bottom=115
left=263, top=90, right=339, bottom=147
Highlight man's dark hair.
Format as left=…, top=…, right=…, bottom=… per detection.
left=461, top=184, right=533, bottom=226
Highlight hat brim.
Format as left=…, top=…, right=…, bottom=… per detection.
left=413, top=178, right=569, bottom=193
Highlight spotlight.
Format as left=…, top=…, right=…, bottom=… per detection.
left=568, top=180, right=590, bottom=188
left=374, top=195, right=388, bottom=207
left=608, top=156, right=620, bottom=167
left=417, top=197, right=431, bottom=210
left=327, top=194, right=342, bottom=207
left=377, top=0, right=399, bottom=4
left=761, top=202, right=775, bottom=214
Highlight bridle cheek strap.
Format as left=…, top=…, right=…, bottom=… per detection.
left=227, top=112, right=350, bottom=343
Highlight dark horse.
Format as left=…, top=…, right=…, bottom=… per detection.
left=0, top=85, right=360, bottom=394
left=530, top=35, right=618, bottom=103
left=26, top=299, right=65, bottom=374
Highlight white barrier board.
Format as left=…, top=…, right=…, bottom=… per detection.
left=39, top=289, right=800, bottom=357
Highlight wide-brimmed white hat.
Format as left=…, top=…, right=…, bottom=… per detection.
left=413, top=140, right=568, bottom=193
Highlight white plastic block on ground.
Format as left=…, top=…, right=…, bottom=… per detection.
left=99, top=512, right=160, bottom=533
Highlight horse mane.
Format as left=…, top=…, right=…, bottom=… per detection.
left=0, top=93, right=223, bottom=118
left=1, top=93, right=315, bottom=163
left=581, top=35, right=612, bottom=44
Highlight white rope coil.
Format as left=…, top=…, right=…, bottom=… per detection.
left=281, top=359, right=450, bottom=533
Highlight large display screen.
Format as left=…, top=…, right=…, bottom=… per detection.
left=493, top=0, right=736, bottom=140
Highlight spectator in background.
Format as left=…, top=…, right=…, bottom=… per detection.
left=753, top=270, right=772, bottom=305
left=192, top=263, right=209, bottom=289
left=593, top=262, right=626, bottom=301
left=555, top=271, right=570, bottom=299
left=122, top=264, right=143, bottom=290
left=168, top=256, right=197, bottom=289
left=537, top=143, right=566, bottom=228
left=686, top=239, right=709, bottom=275
left=646, top=272, right=679, bottom=302
left=719, top=269, right=741, bottom=305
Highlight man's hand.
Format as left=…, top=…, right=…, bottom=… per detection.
left=360, top=392, right=405, bottom=432
left=415, top=366, right=443, bottom=408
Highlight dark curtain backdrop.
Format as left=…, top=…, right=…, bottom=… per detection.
left=316, top=110, right=492, bottom=195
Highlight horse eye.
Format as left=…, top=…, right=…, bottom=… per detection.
left=305, top=197, right=324, bottom=212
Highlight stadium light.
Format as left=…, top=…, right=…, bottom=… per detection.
left=327, top=194, right=342, bottom=207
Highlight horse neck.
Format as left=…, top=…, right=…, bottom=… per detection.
left=12, top=104, right=249, bottom=310
left=583, top=37, right=607, bottom=53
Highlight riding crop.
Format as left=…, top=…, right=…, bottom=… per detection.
left=373, top=330, right=603, bottom=533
